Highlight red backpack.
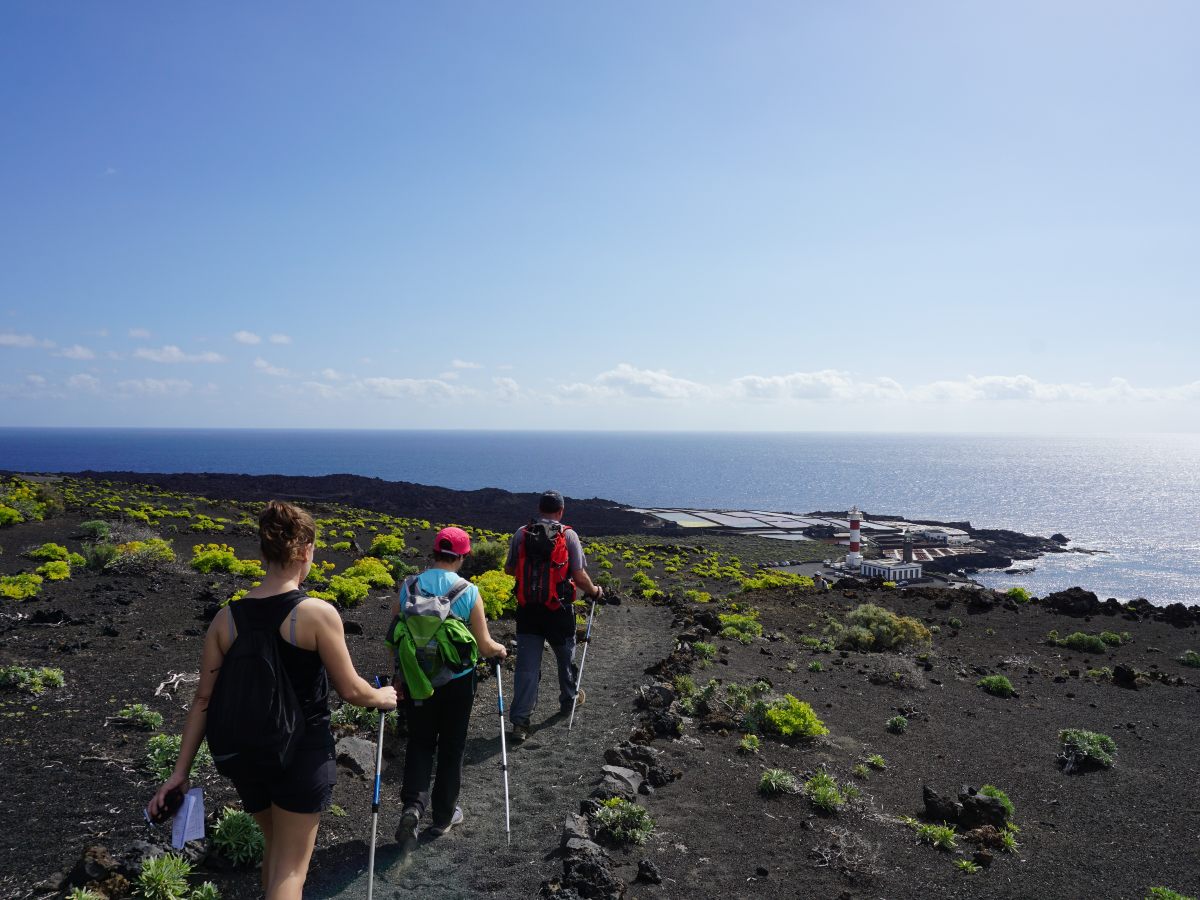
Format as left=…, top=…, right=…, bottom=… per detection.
left=515, top=520, right=575, bottom=611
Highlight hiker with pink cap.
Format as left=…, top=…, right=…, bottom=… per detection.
left=385, top=526, right=507, bottom=843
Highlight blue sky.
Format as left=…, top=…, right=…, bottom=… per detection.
left=2, top=1, right=1197, bottom=431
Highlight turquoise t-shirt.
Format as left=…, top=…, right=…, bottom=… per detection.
left=398, top=569, right=480, bottom=682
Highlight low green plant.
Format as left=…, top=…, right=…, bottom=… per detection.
left=0, top=665, right=65, bottom=694
left=190, top=883, right=221, bottom=900
left=955, top=859, right=981, bottom=874
left=1000, top=830, right=1019, bottom=853
left=948, top=617, right=962, bottom=629
left=758, top=768, right=799, bottom=795
left=673, top=674, right=697, bottom=698
left=328, top=803, right=348, bottom=817
left=211, top=807, right=265, bottom=866
left=592, top=797, right=654, bottom=844
left=979, top=784, right=1015, bottom=820
left=826, top=604, right=931, bottom=652
left=866, top=754, right=886, bottom=769
left=764, top=695, right=829, bottom=739
left=80, top=519, right=112, bottom=542
left=852, top=763, right=869, bottom=779
left=0, top=573, right=43, bottom=600
left=66, top=890, right=107, bottom=900
left=887, top=715, right=908, bottom=734
left=804, top=771, right=845, bottom=813
left=368, top=533, right=406, bottom=557
left=342, top=557, right=395, bottom=589
left=330, top=703, right=397, bottom=733
left=1062, top=632, right=1108, bottom=654
left=915, top=822, right=957, bottom=850
left=136, top=853, right=191, bottom=900
left=977, top=675, right=1015, bottom=698
left=741, top=571, right=814, bottom=592
left=739, top=734, right=761, bottom=755
left=324, top=574, right=371, bottom=606
left=1087, top=667, right=1113, bottom=680
left=808, top=660, right=823, bottom=673
left=190, top=543, right=264, bottom=578
left=26, top=542, right=70, bottom=562
left=146, top=734, right=212, bottom=781
left=1058, top=728, right=1117, bottom=773
left=683, top=589, right=712, bottom=603
left=1147, top=890, right=1197, bottom=900
left=693, top=641, right=716, bottom=665
left=84, top=542, right=118, bottom=570
left=472, top=570, right=516, bottom=619
left=35, top=560, right=71, bottom=581
left=1178, top=650, right=1200, bottom=668
left=330, top=541, right=352, bottom=552
left=110, top=537, right=177, bottom=573
left=1099, top=630, right=1124, bottom=646
left=1005, top=586, right=1031, bottom=603
left=718, top=611, right=763, bottom=644
left=116, top=703, right=164, bottom=730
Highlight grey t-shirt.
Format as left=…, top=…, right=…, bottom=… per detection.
left=507, top=518, right=586, bottom=638
left=506, top=518, right=585, bottom=572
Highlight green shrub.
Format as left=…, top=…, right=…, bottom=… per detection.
left=673, top=674, right=697, bottom=698
left=718, top=611, right=763, bottom=644
left=325, top=574, right=370, bottom=606
left=1000, top=829, right=1019, bottom=853
left=977, top=675, right=1015, bottom=698
left=758, top=768, right=799, bottom=795
left=472, top=570, right=516, bottom=618
left=808, top=660, right=823, bottom=673
left=342, top=557, right=395, bottom=589
left=0, top=573, right=44, bottom=600
left=852, top=763, right=870, bottom=779
left=827, top=604, right=931, bottom=652
left=460, top=540, right=507, bottom=579
left=330, top=541, right=352, bottom=552
left=804, top=771, right=845, bottom=813
left=1087, top=667, right=1113, bottom=680
left=136, top=853, right=191, bottom=900
left=1058, top=729, right=1116, bottom=773
left=683, top=589, right=712, bottom=603
left=979, top=784, right=1014, bottom=820
left=1062, top=632, right=1108, bottom=654
left=764, top=695, right=829, bottom=739
left=1005, top=586, right=1031, bottom=603
left=741, top=571, right=814, bottom=592
left=211, top=807, right=265, bottom=866
left=948, top=617, right=962, bottom=629
left=84, top=542, right=118, bottom=570
left=887, top=715, right=908, bottom=734
left=0, top=505, right=21, bottom=527
left=915, top=822, right=957, bottom=851
left=592, top=797, right=654, bottom=844
left=146, top=734, right=212, bottom=781
left=866, top=754, right=886, bottom=770
left=80, top=520, right=112, bottom=541
left=35, top=560, right=71, bottom=581
left=693, top=641, right=716, bottom=660
left=189, top=543, right=263, bottom=578
left=1179, top=650, right=1200, bottom=668
left=116, top=703, right=163, bottom=730
left=738, top=734, right=760, bottom=754
left=190, top=883, right=222, bottom=900
left=65, top=890, right=107, bottom=900
left=368, top=533, right=406, bottom=558
left=1147, top=890, right=1197, bottom=900
left=1099, top=631, right=1124, bottom=646
left=27, top=542, right=70, bottom=562
left=0, top=665, right=65, bottom=694
left=955, top=859, right=981, bottom=874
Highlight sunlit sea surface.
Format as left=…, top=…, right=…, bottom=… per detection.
left=1, top=429, right=1196, bottom=606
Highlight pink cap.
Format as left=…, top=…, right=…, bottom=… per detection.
left=433, top=526, right=471, bottom=556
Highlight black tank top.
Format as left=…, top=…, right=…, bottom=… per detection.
left=232, top=590, right=333, bottom=749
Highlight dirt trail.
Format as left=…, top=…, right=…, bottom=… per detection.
left=307, top=599, right=675, bottom=899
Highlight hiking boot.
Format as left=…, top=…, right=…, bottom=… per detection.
left=427, top=806, right=463, bottom=836
left=511, top=722, right=529, bottom=744
left=395, top=806, right=420, bottom=843
left=562, top=688, right=585, bottom=714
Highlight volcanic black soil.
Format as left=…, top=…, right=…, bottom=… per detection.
left=1, top=476, right=1199, bottom=900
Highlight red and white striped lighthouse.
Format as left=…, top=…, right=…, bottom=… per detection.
left=846, top=506, right=863, bottom=570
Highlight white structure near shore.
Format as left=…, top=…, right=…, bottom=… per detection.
left=860, top=559, right=923, bottom=582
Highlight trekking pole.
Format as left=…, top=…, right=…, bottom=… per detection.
left=367, top=676, right=388, bottom=900
left=494, top=658, right=512, bottom=844
left=567, top=595, right=598, bottom=732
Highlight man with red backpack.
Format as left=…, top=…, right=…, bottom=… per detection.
left=504, top=490, right=603, bottom=743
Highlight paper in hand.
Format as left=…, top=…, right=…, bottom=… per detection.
left=172, top=788, right=205, bottom=849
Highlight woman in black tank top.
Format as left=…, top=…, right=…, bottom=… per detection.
left=149, top=502, right=397, bottom=900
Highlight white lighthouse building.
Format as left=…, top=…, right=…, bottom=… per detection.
left=846, top=506, right=863, bottom=570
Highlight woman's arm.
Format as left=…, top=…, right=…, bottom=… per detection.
left=313, top=601, right=397, bottom=709
left=467, top=597, right=507, bottom=659
left=148, top=615, right=225, bottom=816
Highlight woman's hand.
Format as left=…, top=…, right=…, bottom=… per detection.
left=372, top=684, right=399, bottom=710
left=487, top=642, right=508, bottom=661
left=148, top=772, right=189, bottom=820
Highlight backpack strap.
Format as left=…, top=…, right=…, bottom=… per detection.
left=289, top=605, right=299, bottom=646
left=446, top=579, right=471, bottom=605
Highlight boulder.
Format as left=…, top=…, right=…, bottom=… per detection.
left=922, top=785, right=962, bottom=824
left=1112, top=665, right=1140, bottom=690
left=1042, top=587, right=1101, bottom=617
left=958, top=789, right=1009, bottom=830
left=636, top=859, right=663, bottom=885
left=561, top=814, right=591, bottom=849
left=595, top=765, right=643, bottom=801
left=335, top=736, right=378, bottom=779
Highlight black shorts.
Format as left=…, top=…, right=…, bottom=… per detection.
left=229, top=743, right=337, bottom=815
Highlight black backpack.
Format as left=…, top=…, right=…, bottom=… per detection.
left=206, top=600, right=306, bottom=777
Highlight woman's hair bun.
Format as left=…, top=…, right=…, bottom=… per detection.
left=259, top=500, right=316, bottom=566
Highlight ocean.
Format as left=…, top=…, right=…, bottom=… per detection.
left=1, top=428, right=1196, bottom=606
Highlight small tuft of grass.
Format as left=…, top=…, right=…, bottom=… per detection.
left=977, top=675, right=1016, bottom=698
left=592, top=797, right=655, bottom=844
left=759, top=768, right=800, bottom=795
left=866, top=754, right=886, bottom=770
left=915, top=822, right=957, bottom=851
left=1058, top=728, right=1117, bottom=773
left=1178, top=650, right=1200, bottom=669
left=979, top=784, right=1015, bottom=820
left=886, top=715, right=908, bottom=734
left=955, top=859, right=981, bottom=874
left=804, top=771, right=846, bottom=813
left=739, top=734, right=761, bottom=755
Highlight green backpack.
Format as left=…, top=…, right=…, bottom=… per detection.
left=386, top=574, right=479, bottom=700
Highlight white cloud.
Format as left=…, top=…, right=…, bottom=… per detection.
left=117, top=378, right=193, bottom=396
left=438, top=371, right=460, bottom=381
left=233, top=330, right=262, bottom=345
left=56, top=344, right=96, bottom=360
left=67, top=373, right=100, bottom=392
left=561, top=363, right=710, bottom=402
left=25, top=373, right=47, bottom=386
left=128, top=328, right=151, bottom=339
left=134, top=345, right=225, bottom=364
left=451, top=359, right=482, bottom=369
left=299, top=380, right=340, bottom=400
left=320, top=368, right=344, bottom=381
left=733, top=370, right=905, bottom=402
left=0, top=331, right=53, bottom=349
left=253, top=357, right=294, bottom=378
left=268, top=334, right=292, bottom=345
left=493, top=376, right=521, bottom=402
left=360, top=377, right=472, bottom=402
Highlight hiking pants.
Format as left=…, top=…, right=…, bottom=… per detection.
left=400, top=671, right=476, bottom=827
left=510, top=632, right=578, bottom=727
